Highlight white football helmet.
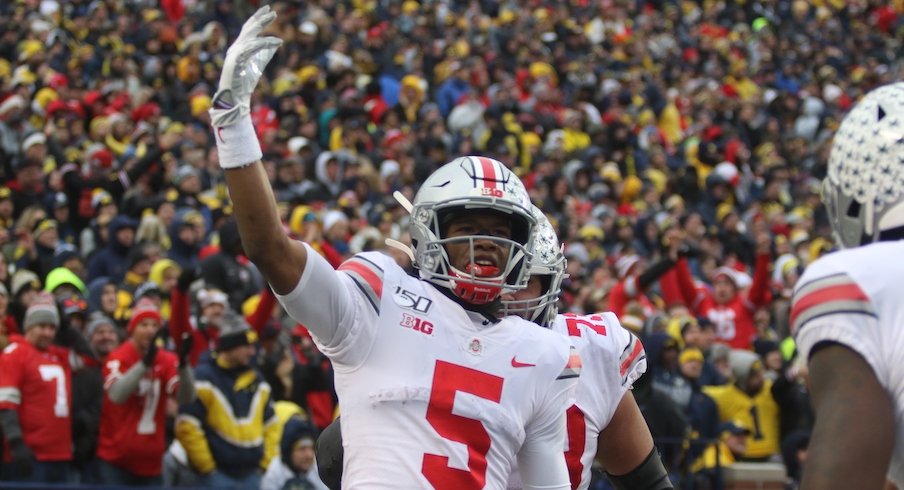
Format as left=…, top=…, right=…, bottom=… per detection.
left=823, top=82, right=904, bottom=248
left=501, top=206, right=567, bottom=326
left=409, top=156, right=536, bottom=304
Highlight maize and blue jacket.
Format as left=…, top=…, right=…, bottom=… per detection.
left=175, top=355, right=279, bottom=476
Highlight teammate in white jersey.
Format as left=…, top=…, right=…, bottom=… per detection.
left=208, top=8, right=580, bottom=489
left=791, top=82, right=904, bottom=490
left=502, top=208, right=671, bottom=490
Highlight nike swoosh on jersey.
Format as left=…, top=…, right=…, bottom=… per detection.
left=511, top=356, right=536, bottom=368
left=790, top=271, right=876, bottom=333
left=339, top=255, right=385, bottom=313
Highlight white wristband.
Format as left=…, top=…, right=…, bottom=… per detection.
left=214, top=115, right=263, bottom=169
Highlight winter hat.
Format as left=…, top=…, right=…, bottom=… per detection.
left=322, top=210, right=348, bottom=232
left=198, top=288, right=228, bottom=309
left=615, top=254, right=641, bottom=279
left=11, top=269, right=41, bottom=297
left=85, top=312, right=115, bottom=339
left=132, top=281, right=162, bottom=302
left=729, top=349, right=762, bottom=390
left=216, top=311, right=257, bottom=352
left=44, top=267, right=87, bottom=295
left=128, top=298, right=162, bottom=334
left=52, top=243, right=80, bottom=268
left=679, top=347, right=704, bottom=365
left=24, top=293, right=60, bottom=330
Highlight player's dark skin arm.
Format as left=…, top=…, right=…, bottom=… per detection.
left=802, top=343, right=894, bottom=490
left=223, top=164, right=308, bottom=294
left=597, top=392, right=654, bottom=474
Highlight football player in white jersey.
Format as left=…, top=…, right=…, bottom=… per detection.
left=502, top=208, right=672, bottom=490
left=791, top=82, right=904, bottom=490
left=208, top=7, right=580, bottom=489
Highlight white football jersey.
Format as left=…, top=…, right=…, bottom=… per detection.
left=277, top=246, right=580, bottom=489
left=509, top=312, right=646, bottom=489
left=791, top=241, right=904, bottom=486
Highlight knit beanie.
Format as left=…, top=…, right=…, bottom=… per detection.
left=85, top=312, right=115, bottom=339
left=11, top=269, right=40, bottom=297
left=23, top=294, right=60, bottom=330
left=128, top=298, right=162, bottom=334
left=729, top=349, right=762, bottom=390
left=217, top=311, right=256, bottom=352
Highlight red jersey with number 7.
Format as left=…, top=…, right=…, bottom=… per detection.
left=0, top=335, right=73, bottom=462
left=97, top=340, right=179, bottom=476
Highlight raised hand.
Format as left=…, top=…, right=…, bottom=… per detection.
left=142, top=331, right=161, bottom=367
left=209, top=6, right=283, bottom=129
left=178, top=332, right=194, bottom=368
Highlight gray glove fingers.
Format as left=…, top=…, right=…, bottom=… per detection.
left=238, top=6, right=277, bottom=41
left=235, top=38, right=282, bottom=70
left=237, top=37, right=283, bottom=60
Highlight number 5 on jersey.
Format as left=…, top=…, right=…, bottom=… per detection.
left=422, top=360, right=504, bottom=489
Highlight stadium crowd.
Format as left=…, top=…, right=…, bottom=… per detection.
left=0, top=0, right=901, bottom=488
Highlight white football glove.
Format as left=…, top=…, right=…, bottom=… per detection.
left=209, top=5, right=283, bottom=129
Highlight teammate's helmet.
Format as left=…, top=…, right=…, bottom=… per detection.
left=501, top=206, right=566, bottom=326
left=822, top=82, right=904, bottom=248
left=409, top=156, right=536, bottom=304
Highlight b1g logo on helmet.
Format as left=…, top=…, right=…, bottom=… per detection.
left=479, top=187, right=504, bottom=198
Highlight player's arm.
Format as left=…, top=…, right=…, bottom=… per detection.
left=802, top=343, right=893, bottom=490
left=519, top=350, right=581, bottom=490
left=517, top=410, right=572, bottom=490
left=211, top=8, right=361, bottom=350
left=598, top=392, right=672, bottom=490
left=211, top=8, right=305, bottom=295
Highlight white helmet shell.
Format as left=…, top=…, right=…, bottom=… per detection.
left=502, top=206, right=567, bottom=326
left=823, top=82, right=904, bottom=248
left=409, top=156, right=536, bottom=304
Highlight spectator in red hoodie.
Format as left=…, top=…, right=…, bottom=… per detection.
left=670, top=233, right=773, bottom=350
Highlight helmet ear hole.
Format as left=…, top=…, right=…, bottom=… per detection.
left=846, top=200, right=861, bottom=218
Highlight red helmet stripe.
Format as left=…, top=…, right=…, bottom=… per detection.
left=476, top=156, right=500, bottom=189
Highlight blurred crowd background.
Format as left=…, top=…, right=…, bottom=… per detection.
left=0, top=0, right=902, bottom=488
